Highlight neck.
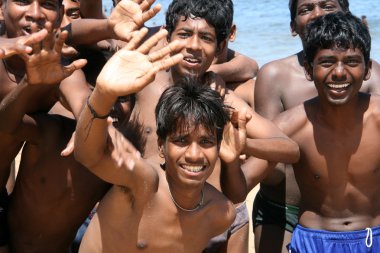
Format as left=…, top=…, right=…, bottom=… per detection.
left=313, top=94, right=367, bottom=129
left=166, top=174, right=204, bottom=212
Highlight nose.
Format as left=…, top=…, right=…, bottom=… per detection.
left=187, top=35, right=201, bottom=51
left=332, top=63, right=347, bottom=81
left=60, top=14, right=70, bottom=28
left=25, top=2, right=45, bottom=25
left=310, top=6, right=323, bottom=21
left=185, top=142, right=203, bottom=162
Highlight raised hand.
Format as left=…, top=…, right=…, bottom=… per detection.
left=204, top=71, right=226, bottom=98
left=0, top=29, right=48, bottom=58
left=108, top=0, right=161, bottom=41
left=20, top=23, right=87, bottom=86
left=96, top=27, right=184, bottom=98
left=219, top=109, right=251, bottom=164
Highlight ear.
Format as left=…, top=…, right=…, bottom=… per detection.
left=157, top=139, right=165, bottom=158
left=216, top=39, right=227, bottom=57
left=303, top=56, right=314, bottom=81
left=290, top=21, right=298, bottom=37
left=364, top=59, right=372, bottom=81
left=228, top=24, right=236, bottom=42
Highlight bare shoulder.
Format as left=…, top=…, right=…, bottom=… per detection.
left=364, top=59, right=380, bottom=95
left=368, top=94, right=380, bottom=126
left=203, top=183, right=236, bottom=235
left=273, top=103, right=308, bottom=136
left=257, top=54, right=299, bottom=81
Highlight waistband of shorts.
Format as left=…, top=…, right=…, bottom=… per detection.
left=257, top=191, right=299, bottom=213
left=295, top=224, right=380, bottom=240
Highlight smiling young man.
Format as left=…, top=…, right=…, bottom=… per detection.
left=73, top=25, right=249, bottom=252
left=119, top=1, right=299, bottom=252
left=248, top=1, right=380, bottom=252
left=268, top=12, right=380, bottom=252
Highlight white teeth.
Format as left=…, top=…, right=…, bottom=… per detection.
left=327, top=83, right=350, bottom=89
left=184, top=58, right=200, bottom=63
left=182, top=165, right=204, bottom=173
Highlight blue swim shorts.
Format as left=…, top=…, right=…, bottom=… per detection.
left=289, top=224, right=380, bottom=253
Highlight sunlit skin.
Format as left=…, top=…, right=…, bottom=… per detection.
left=273, top=44, right=380, bottom=233
left=306, top=47, right=371, bottom=106
left=250, top=1, right=380, bottom=253
left=169, top=16, right=219, bottom=80
left=291, top=0, right=342, bottom=39
left=2, top=0, right=62, bottom=39
left=60, top=0, right=80, bottom=58
left=161, top=125, right=219, bottom=191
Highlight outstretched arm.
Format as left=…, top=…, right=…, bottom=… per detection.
left=224, top=90, right=300, bottom=164
left=80, top=0, right=105, bottom=19
left=74, top=28, right=183, bottom=185
left=66, top=0, right=160, bottom=46
left=209, top=50, right=259, bottom=83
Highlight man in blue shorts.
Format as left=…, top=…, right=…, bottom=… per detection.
left=272, top=12, right=380, bottom=252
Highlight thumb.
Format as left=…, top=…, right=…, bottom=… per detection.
left=63, top=59, right=87, bottom=79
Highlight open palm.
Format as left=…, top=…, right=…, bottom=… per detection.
left=96, top=28, right=183, bottom=97
left=109, top=0, right=161, bottom=41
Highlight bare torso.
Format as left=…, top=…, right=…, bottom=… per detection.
left=8, top=114, right=110, bottom=253
left=79, top=165, right=234, bottom=253
left=255, top=52, right=380, bottom=205
left=281, top=94, right=380, bottom=231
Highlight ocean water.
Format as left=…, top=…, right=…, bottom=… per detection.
left=103, top=0, right=380, bottom=67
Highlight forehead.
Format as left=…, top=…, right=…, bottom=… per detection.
left=297, top=0, right=340, bottom=7
left=174, top=16, right=216, bottom=35
left=170, top=122, right=216, bottom=138
left=63, top=0, right=79, bottom=8
left=315, top=47, right=364, bottom=59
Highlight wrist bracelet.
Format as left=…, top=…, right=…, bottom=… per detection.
left=86, top=95, right=110, bottom=119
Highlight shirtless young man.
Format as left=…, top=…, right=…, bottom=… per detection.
left=0, top=0, right=89, bottom=250
left=0, top=25, right=111, bottom=253
left=248, top=1, right=380, bottom=252
left=125, top=1, right=298, bottom=252
left=73, top=26, right=247, bottom=252
left=81, top=1, right=297, bottom=252
left=275, top=12, right=380, bottom=252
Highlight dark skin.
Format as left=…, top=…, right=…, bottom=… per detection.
left=0, top=0, right=91, bottom=201
left=274, top=46, right=380, bottom=232
left=0, top=27, right=109, bottom=253
left=248, top=1, right=380, bottom=252
left=74, top=27, right=235, bottom=253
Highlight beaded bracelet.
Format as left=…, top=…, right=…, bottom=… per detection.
left=86, top=95, right=110, bottom=119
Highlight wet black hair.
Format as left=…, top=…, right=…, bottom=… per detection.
left=165, top=0, right=233, bottom=45
left=156, top=77, right=230, bottom=143
left=288, top=0, right=349, bottom=22
left=304, top=12, right=371, bottom=66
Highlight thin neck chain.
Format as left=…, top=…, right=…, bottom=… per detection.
left=168, top=186, right=204, bottom=212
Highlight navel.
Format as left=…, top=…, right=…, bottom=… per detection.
left=136, top=240, right=148, bottom=249
left=145, top=127, right=152, bottom=134
left=314, top=174, right=321, bottom=180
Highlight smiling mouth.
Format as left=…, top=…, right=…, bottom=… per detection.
left=23, top=25, right=43, bottom=35
left=184, top=57, right=201, bottom=65
left=327, top=83, right=350, bottom=89
left=181, top=164, right=205, bottom=173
